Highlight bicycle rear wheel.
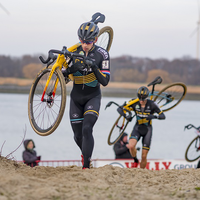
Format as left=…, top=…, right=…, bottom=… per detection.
left=153, top=83, right=187, bottom=112
left=96, top=26, right=113, bottom=52
left=107, top=115, right=129, bottom=145
left=28, top=67, right=66, bottom=136
left=185, top=136, right=200, bottom=162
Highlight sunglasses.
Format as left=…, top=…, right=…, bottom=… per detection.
left=80, top=40, right=94, bottom=44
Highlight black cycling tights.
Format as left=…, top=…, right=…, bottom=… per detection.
left=71, top=114, right=98, bottom=168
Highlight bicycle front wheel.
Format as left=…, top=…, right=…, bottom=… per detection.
left=107, top=115, right=129, bottom=145
left=28, top=67, right=66, bottom=136
left=96, top=26, right=113, bottom=52
left=153, top=83, right=187, bottom=112
left=185, top=136, right=200, bottom=162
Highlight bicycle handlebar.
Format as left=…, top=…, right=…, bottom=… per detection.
left=105, top=101, right=132, bottom=120
left=105, top=101, right=119, bottom=109
left=184, top=124, right=200, bottom=131
left=39, top=46, right=93, bottom=68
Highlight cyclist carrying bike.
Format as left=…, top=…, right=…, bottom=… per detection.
left=118, top=86, right=166, bottom=168
left=62, top=19, right=110, bottom=169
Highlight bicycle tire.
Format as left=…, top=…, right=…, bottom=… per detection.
left=96, top=26, right=113, bottom=52
left=28, top=67, right=66, bottom=136
left=107, top=115, right=129, bottom=145
left=153, top=82, right=187, bottom=112
left=185, top=136, right=200, bottom=162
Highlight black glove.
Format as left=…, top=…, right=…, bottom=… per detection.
left=146, top=115, right=157, bottom=120
left=62, top=61, right=83, bottom=76
left=126, top=116, right=133, bottom=122
left=85, top=58, right=98, bottom=71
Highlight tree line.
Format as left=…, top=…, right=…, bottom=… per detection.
left=0, top=54, right=200, bottom=85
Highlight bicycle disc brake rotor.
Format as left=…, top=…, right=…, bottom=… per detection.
left=46, top=92, right=54, bottom=108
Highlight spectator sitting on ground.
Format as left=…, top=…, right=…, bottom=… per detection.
left=113, top=132, right=133, bottom=159
left=22, top=139, right=41, bottom=167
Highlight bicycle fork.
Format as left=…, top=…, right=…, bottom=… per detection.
left=116, top=117, right=126, bottom=131
left=41, top=54, right=66, bottom=102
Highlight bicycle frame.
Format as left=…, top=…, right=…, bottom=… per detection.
left=149, top=91, right=174, bottom=108
left=40, top=43, right=81, bottom=102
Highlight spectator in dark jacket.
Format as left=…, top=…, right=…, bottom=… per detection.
left=113, top=132, right=133, bottom=159
left=22, top=139, right=41, bottom=167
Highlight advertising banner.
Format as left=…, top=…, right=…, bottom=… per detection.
left=94, top=159, right=198, bottom=170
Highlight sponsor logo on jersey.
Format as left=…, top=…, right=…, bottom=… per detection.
left=102, top=60, right=109, bottom=69
left=79, top=51, right=84, bottom=55
left=136, top=105, right=140, bottom=109
left=72, top=113, right=79, bottom=118
left=137, top=114, right=148, bottom=118
left=97, top=47, right=108, bottom=59
left=87, top=105, right=93, bottom=109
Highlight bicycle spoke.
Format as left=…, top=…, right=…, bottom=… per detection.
left=96, top=32, right=109, bottom=50
left=96, top=26, right=113, bottom=52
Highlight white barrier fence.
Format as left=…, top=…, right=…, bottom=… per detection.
left=19, top=159, right=198, bottom=170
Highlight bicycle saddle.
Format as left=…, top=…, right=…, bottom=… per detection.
left=90, top=12, right=105, bottom=24
left=147, top=76, right=162, bottom=87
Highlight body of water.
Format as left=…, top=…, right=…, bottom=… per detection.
left=0, top=93, right=199, bottom=162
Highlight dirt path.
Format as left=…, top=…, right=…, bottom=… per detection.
left=0, top=157, right=200, bottom=200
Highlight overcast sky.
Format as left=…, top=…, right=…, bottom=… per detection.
left=0, top=0, right=199, bottom=60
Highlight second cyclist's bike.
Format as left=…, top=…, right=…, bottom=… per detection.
left=28, top=12, right=113, bottom=136
left=105, top=76, right=187, bottom=145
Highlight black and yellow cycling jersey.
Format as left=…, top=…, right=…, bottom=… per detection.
left=127, top=99, right=164, bottom=126
left=69, top=44, right=110, bottom=113
left=70, top=44, right=110, bottom=90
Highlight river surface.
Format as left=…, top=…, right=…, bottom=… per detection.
left=0, top=93, right=199, bottom=161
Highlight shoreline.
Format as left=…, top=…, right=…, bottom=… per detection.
left=0, top=78, right=199, bottom=100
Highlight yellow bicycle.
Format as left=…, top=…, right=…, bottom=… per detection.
left=105, top=76, right=187, bottom=145
left=28, top=13, right=113, bottom=136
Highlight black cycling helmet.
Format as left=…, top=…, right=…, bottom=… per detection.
left=137, top=86, right=149, bottom=100
left=78, top=22, right=99, bottom=41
